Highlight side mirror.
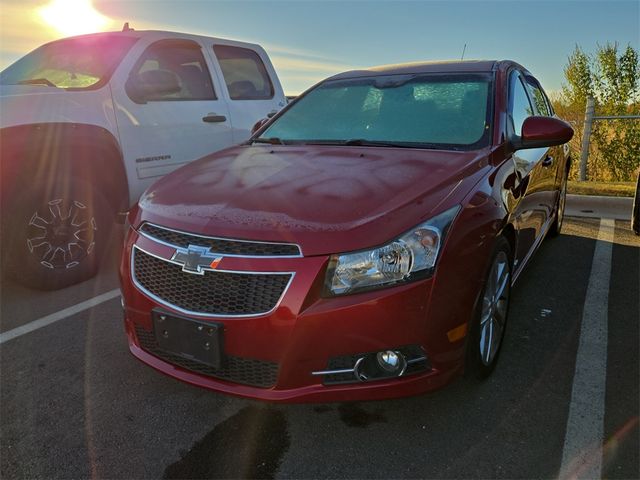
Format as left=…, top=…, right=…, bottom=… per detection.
left=126, top=69, right=181, bottom=104
left=514, top=116, right=574, bottom=150
left=251, top=118, right=269, bottom=135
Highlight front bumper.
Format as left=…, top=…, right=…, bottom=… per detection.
left=120, top=226, right=465, bottom=403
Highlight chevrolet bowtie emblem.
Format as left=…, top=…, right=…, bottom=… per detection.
left=171, top=245, right=222, bottom=275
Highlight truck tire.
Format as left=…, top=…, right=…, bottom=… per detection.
left=2, top=178, right=114, bottom=290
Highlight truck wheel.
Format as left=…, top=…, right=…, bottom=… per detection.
left=3, top=179, right=114, bottom=290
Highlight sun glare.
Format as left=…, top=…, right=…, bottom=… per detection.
left=39, top=0, right=111, bottom=37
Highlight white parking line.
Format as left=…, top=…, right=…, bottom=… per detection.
left=0, top=288, right=121, bottom=345
left=559, top=218, right=615, bottom=479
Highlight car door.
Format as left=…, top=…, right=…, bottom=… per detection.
left=112, top=38, right=233, bottom=203
left=523, top=74, right=563, bottom=218
left=508, top=70, right=550, bottom=268
left=207, top=43, right=286, bottom=144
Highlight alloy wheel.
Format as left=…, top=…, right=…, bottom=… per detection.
left=479, top=250, right=510, bottom=366
left=557, top=178, right=567, bottom=231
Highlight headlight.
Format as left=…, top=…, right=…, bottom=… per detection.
left=324, top=206, right=461, bottom=296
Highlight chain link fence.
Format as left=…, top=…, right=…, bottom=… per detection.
left=576, top=97, right=640, bottom=182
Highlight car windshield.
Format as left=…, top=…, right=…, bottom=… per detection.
left=259, top=72, right=493, bottom=150
left=0, top=35, right=138, bottom=89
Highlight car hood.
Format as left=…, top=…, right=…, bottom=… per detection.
left=138, top=145, right=489, bottom=256
left=0, top=84, right=66, bottom=98
left=0, top=84, right=115, bottom=130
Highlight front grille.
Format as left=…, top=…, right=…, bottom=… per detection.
left=139, top=223, right=301, bottom=257
left=135, top=326, right=278, bottom=388
left=133, top=248, right=291, bottom=316
left=323, top=345, right=431, bottom=385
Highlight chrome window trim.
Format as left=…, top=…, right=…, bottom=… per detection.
left=131, top=244, right=295, bottom=319
left=138, top=222, right=303, bottom=258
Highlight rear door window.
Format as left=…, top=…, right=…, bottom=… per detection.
left=213, top=45, right=274, bottom=100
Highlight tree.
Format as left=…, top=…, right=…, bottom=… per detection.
left=557, top=43, right=639, bottom=182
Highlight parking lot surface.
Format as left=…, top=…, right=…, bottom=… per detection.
left=1, top=216, right=638, bottom=479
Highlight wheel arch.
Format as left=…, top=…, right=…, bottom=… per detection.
left=497, top=221, right=516, bottom=265
left=1, top=122, right=129, bottom=215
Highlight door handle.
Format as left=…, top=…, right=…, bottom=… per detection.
left=266, top=110, right=278, bottom=118
left=542, top=155, right=554, bottom=167
left=202, top=114, right=227, bottom=123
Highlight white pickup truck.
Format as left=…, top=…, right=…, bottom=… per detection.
left=0, top=28, right=286, bottom=289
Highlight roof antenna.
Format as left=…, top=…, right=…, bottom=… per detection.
left=122, top=22, right=133, bottom=32
left=461, top=43, right=467, bottom=60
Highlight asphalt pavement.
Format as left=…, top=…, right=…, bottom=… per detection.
left=1, top=215, right=638, bottom=479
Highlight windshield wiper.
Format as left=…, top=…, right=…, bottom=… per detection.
left=340, top=139, right=418, bottom=148
left=17, top=78, right=58, bottom=88
left=342, top=139, right=387, bottom=146
left=252, top=137, right=286, bottom=145
left=341, top=139, right=458, bottom=150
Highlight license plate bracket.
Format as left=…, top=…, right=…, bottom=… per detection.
left=152, top=310, right=223, bottom=368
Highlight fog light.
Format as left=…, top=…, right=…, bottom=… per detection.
left=354, top=350, right=408, bottom=381
left=377, top=350, right=401, bottom=372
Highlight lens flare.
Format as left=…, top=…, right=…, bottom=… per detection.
left=39, top=0, right=111, bottom=37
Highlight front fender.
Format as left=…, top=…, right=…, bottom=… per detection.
left=423, top=156, right=513, bottom=368
left=0, top=123, right=129, bottom=213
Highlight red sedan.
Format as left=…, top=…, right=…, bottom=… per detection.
left=120, top=60, right=573, bottom=402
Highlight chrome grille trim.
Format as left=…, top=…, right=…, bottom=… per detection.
left=131, top=245, right=295, bottom=318
left=138, top=222, right=302, bottom=258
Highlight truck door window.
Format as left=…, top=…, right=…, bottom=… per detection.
left=131, top=40, right=216, bottom=101
left=213, top=45, right=274, bottom=100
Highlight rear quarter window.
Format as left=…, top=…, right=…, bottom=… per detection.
left=213, top=45, right=274, bottom=100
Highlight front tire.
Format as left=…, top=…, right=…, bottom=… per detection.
left=466, top=237, right=512, bottom=379
left=2, top=179, right=114, bottom=290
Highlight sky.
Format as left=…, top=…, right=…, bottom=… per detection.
left=1, top=0, right=638, bottom=95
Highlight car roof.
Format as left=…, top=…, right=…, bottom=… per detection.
left=328, top=60, right=526, bottom=80
left=42, top=29, right=264, bottom=51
